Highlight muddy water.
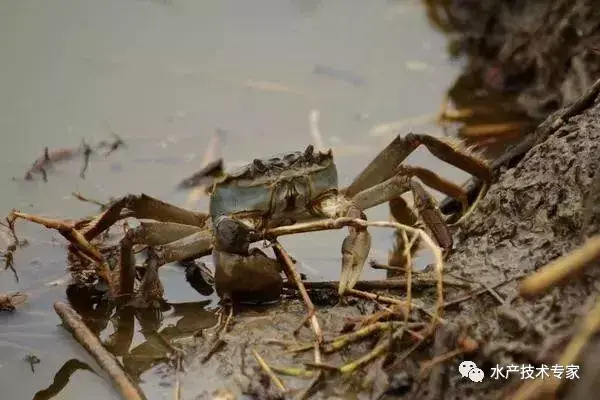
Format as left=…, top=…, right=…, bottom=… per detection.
left=0, top=0, right=464, bottom=398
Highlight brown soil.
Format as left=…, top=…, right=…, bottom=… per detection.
left=427, top=0, right=600, bottom=120
left=174, top=83, right=599, bottom=400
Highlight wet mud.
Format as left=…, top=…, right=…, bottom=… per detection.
left=168, top=82, right=600, bottom=400
left=429, top=0, right=600, bottom=120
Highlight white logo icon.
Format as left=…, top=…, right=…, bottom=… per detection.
left=459, top=361, right=485, bottom=382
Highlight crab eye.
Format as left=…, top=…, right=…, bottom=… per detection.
left=304, top=145, right=314, bottom=159
left=253, top=159, right=267, bottom=173
left=284, top=152, right=299, bottom=164
left=269, top=157, right=285, bottom=169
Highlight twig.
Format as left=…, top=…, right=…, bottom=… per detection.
left=339, top=328, right=405, bottom=374
left=72, top=192, right=108, bottom=210
left=272, top=241, right=323, bottom=346
left=80, top=141, right=93, bottom=179
left=323, top=321, right=423, bottom=354
left=2, top=244, right=18, bottom=282
left=403, top=231, right=419, bottom=324
left=173, top=355, right=182, bottom=400
left=201, top=339, right=227, bottom=364
left=283, top=276, right=469, bottom=291
left=296, top=371, right=324, bottom=400
left=0, top=292, right=27, bottom=312
left=443, top=275, right=522, bottom=308
left=53, top=301, right=146, bottom=400
left=519, top=235, right=600, bottom=298
left=251, top=349, right=287, bottom=393
left=510, top=295, right=600, bottom=400
left=269, top=365, right=315, bottom=378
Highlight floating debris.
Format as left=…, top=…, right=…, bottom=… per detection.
left=313, top=65, right=366, bottom=86
left=405, top=60, right=430, bottom=72
left=244, top=80, right=306, bottom=96
left=177, top=159, right=225, bottom=190
left=23, top=354, right=40, bottom=374
left=0, top=292, right=27, bottom=312
left=21, top=135, right=124, bottom=182
left=308, top=109, right=325, bottom=151
left=368, top=113, right=436, bottom=137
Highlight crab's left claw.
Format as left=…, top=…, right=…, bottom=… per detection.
left=213, top=215, right=256, bottom=255
left=339, top=214, right=372, bottom=296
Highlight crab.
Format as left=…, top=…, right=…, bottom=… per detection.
left=9, top=133, right=491, bottom=308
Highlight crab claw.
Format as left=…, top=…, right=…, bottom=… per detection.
left=213, top=215, right=257, bottom=255
left=213, top=248, right=283, bottom=304
left=339, top=227, right=371, bottom=296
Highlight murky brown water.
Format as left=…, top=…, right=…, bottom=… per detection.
left=0, top=0, right=466, bottom=398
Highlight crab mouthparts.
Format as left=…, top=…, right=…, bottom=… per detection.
left=285, top=191, right=298, bottom=211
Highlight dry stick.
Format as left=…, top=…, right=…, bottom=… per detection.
left=80, top=142, right=93, bottom=179
left=0, top=292, right=27, bottom=311
left=510, top=295, right=600, bottom=400
left=272, top=242, right=324, bottom=345
left=345, top=289, right=441, bottom=323
left=283, top=277, right=467, bottom=291
left=443, top=275, right=523, bottom=308
left=403, top=231, right=419, bottom=326
left=296, top=371, right=324, bottom=400
left=201, top=339, right=227, bottom=364
left=72, top=192, right=108, bottom=209
left=53, top=301, right=146, bottom=400
left=519, top=235, right=600, bottom=299
left=251, top=349, right=287, bottom=393
left=173, top=356, right=182, bottom=400
left=10, top=211, right=115, bottom=291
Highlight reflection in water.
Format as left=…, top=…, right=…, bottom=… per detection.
left=59, top=284, right=218, bottom=395
left=290, top=0, right=322, bottom=17
left=0, top=0, right=483, bottom=397
left=33, top=359, right=96, bottom=400
left=423, top=0, right=536, bottom=156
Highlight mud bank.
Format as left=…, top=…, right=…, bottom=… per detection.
left=158, top=84, right=599, bottom=400
left=428, top=0, right=600, bottom=120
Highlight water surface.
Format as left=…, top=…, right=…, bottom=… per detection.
left=0, top=1, right=464, bottom=398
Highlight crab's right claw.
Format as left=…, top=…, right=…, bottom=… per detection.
left=339, top=228, right=371, bottom=296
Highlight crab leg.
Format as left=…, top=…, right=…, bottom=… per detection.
left=350, top=174, right=452, bottom=251
left=406, top=134, right=491, bottom=223
left=80, top=194, right=210, bottom=242
left=338, top=206, right=371, bottom=295
left=387, top=197, right=419, bottom=276
left=345, top=133, right=491, bottom=223
left=267, top=174, right=451, bottom=295
left=118, top=223, right=213, bottom=304
left=127, top=221, right=205, bottom=246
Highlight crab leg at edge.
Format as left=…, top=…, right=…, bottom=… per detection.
left=9, top=197, right=213, bottom=305
left=78, top=193, right=210, bottom=242
left=344, top=133, right=491, bottom=224
left=117, top=221, right=213, bottom=305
